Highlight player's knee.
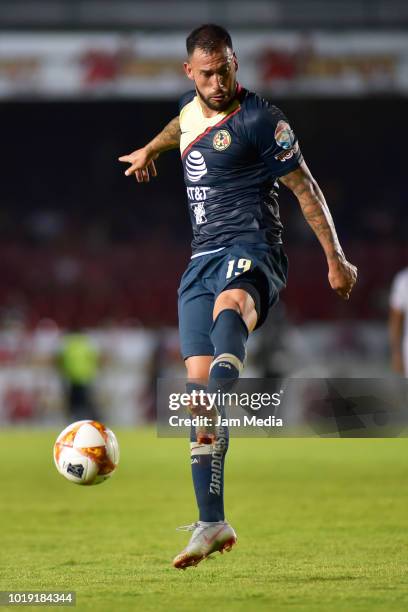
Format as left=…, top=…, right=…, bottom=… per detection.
left=214, top=289, right=245, bottom=316
left=185, top=356, right=212, bottom=381
left=214, top=289, right=257, bottom=331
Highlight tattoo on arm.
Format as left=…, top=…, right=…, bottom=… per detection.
left=280, top=162, right=344, bottom=263
left=146, top=116, right=181, bottom=155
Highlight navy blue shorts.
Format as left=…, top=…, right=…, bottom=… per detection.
left=177, top=243, right=288, bottom=359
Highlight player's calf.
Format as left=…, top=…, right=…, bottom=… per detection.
left=188, top=386, right=229, bottom=526
left=207, top=307, right=248, bottom=395
left=186, top=391, right=219, bottom=445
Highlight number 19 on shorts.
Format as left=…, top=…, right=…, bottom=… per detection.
left=226, top=258, right=252, bottom=279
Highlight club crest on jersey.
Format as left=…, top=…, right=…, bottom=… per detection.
left=274, top=120, right=295, bottom=150
left=213, top=129, right=231, bottom=151
left=186, top=150, right=207, bottom=182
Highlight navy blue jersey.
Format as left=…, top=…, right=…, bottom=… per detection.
left=179, top=85, right=303, bottom=255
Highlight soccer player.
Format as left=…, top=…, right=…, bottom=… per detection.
left=119, top=24, right=357, bottom=569
left=389, top=267, right=408, bottom=376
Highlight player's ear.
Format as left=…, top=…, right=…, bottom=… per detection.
left=183, top=61, right=194, bottom=81
left=233, top=53, right=238, bottom=72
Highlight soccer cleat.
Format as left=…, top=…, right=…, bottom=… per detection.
left=186, top=395, right=219, bottom=445
left=172, top=521, right=237, bottom=569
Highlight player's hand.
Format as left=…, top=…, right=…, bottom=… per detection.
left=118, top=146, right=158, bottom=183
left=328, top=257, right=358, bottom=300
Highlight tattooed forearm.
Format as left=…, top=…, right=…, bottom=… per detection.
left=280, top=162, right=345, bottom=263
left=146, top=116, right=181, bottom=155
left=280, top=161, right=357, bottom=298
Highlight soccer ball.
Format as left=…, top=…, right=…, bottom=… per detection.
left=53, top=420, right=119, bottom=486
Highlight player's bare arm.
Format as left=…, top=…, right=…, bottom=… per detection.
left=119, top=115, right=181, bottom=183
left=389, top=307, right=405, bottom=374
left=280, top=161, right=357, bottom=300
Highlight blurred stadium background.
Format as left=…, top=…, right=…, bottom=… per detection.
left=0, top=0, right=407, bottom=426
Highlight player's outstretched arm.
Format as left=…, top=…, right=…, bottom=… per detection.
left=118, top=116, right=181, bottom=183
left=280, top=161, right=357, bottom=300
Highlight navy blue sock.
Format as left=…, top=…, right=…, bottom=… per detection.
left=193, top=308, right=247, bottom=520
left=187, top=382, right=228, bottom=522
left=207, top=309, right=248, bottom=394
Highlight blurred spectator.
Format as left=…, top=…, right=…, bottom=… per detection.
left=389, top=267, right=408, bottom=376
left=56, top=329, right=101, bottom=421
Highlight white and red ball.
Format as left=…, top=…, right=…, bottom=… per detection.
left=54, top=420, right=119, bottom=485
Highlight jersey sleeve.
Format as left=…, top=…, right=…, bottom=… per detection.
left=243, top=103, right=303, bottom=177
left=390, top=270, right=408, bottom=310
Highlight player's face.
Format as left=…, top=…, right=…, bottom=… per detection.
left=184, top=47, right=238, bottom=114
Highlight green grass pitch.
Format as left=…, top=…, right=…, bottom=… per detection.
left=1, top=429, right=407, bottom=611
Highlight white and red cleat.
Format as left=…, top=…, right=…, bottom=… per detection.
left=172, top=521, right=237, bottom=569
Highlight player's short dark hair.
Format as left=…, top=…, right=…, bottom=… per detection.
left=186, top=24, right=233, bottom=56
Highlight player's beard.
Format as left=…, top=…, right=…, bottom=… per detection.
left=195, top=83, right=235, bottom=112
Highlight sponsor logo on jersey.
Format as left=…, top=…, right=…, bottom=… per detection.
left=186, top=150, right=207, bottom=182
left=213, top=129, right=231, bottom=151
left=274, top=120, right=295, bottom=150
left=192, top=202, right=207, bottom=225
